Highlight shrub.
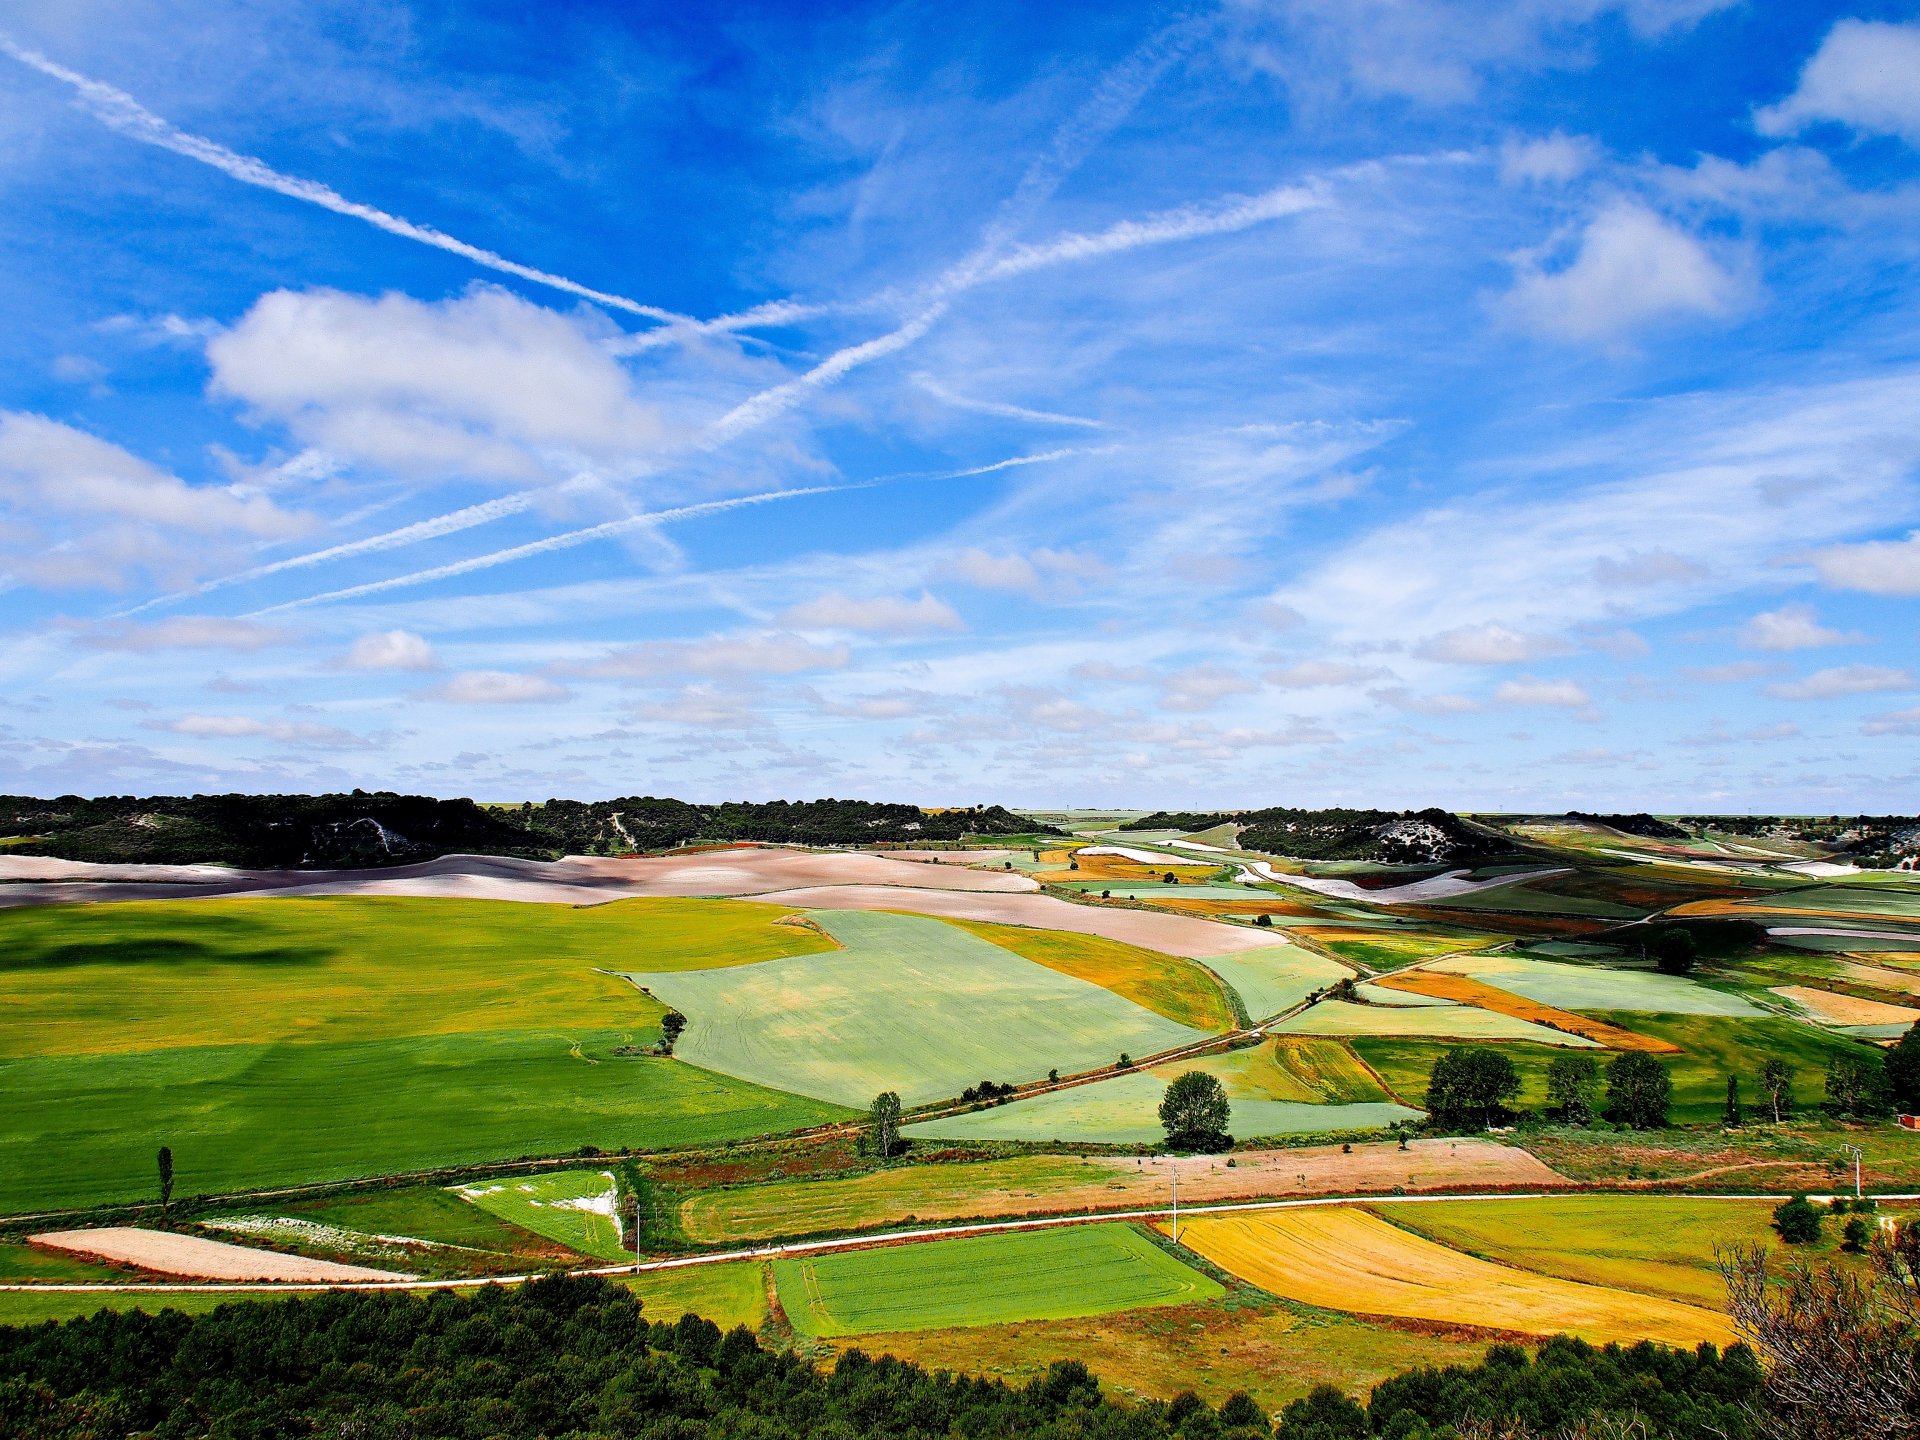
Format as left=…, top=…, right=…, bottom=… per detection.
left=1774, top=1194, right=1823, bottom=1245
left=1843, top=1216, right=1871, bottom=1252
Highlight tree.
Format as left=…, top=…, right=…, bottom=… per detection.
left=1254, top=913, right=1272, bottom=927
left=1774, top=1194, right=1824, bottom=1245
left=866, top=1091, right=902, bottom=1158
left=1159, top=1070, right=1232, bottom=1151
left=1651, top=926, right=1699, bottom=976
left=1424, top=1047, right=1520, bottom=1129
left=1827, top=1054, right=1891, bottom=1118
left=1604, top=1052, right=1671, bottom=1129
left=1725, top=1074, right=1743, bottom=1128
left=1218, top=1391, right=1265, bottom=1429
left=1274, top=1384, right=1368, bottom=1440
left=1545, top=1053, right=1600, bottom=1125
left=1886, top=1021, right=1920, bottom=1112
left=659, top=1010, right=687, bottom=1055
left=156, top=1145, right=173, bottom=1224
left=1763, top=1057, right=1796, bottom=1123
left=1844, top=1216, right=1872, bottom=1252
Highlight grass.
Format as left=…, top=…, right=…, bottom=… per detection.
left=0, top=1288, right=285, bottom=1327
left=0, top=1032, right=849, bottom=1215
left=943, top=918, right=1235, bottom=1031
left=1171, top=1209, right=1733, bottom=1347
left=1299, top=928, right=1509, bottom=971
left=1275, top=1000, right=1600, bottom=1047
left=262, top=1184, right=573, bottom=1259
left=0, top=895, right=836, bottom=1059
left=454, top=1169, right=629, bottom=1262
left=622, top=1261, right=768, bottom=1330
left=680, top=1156, right=1116, bottom=1244
left=1195, top=945, right=1348, bottom=1021
left=902, top=1068, right=1415, bottom=1145
left=1378, top=1195, right=1781, bottom=1308
left=1353, top=1014, right=1878, bottom=1124
left=1435, top=954, right=1763, bottom=1016
left=0, top=1240, right=125, bottom=1284
left=1263, top=1038, right=1399, bottom=1104
left=627, top=909, right=1206, bottom=1107
left=773, top=1223, right=1223, bottom=1336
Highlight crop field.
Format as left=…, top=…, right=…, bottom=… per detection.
left=1275, top=999, right=1600, bottom=1047
left=1430, top=953, right=1763, bottom=1016
left=773, top=1223, right=1224, bottom=1336
left=1293, top=927, right=1509, bottom=970
left=228, top=1183, right=581, bottom=1267
left=902, top=1067, right=1417, bottom=1144
left=623, top=1260, right=768, bottom=1330
left=0, top=1030, right=847, bottom=1214
left=454, top=1169, right=629, bottom=1262
left=626, top=909, right=1206, bottom=1106
left=1373, top=971, right=1678, bottom=1051
left=942, top=917, right=1235, bottom=1030
left=1381, top=1196, right=1780, bottom=1307
left=1197, top=944, right=1349, bottom=1020
left=1772, top=984, right=1920, bottom=1028
left=1351, top=981, right=1454, bottom=1006
left=1171, top=1209, right=1734, bottom=1347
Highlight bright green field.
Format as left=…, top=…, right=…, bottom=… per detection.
left=0, top=895, right=852, bottom=1214
left=0, top=1288, right=283, bottom=1327
left=1380, top=1196, right=1781, bottom=1308
left=455, top=1169, right=629, bottom=1262
left=1197, top=944, right=1348, bottom=1021
left=1275, top=999, right=1599, bottom=1047
left=773, top=1223, right=1223, bottom=1336
left=624, top=1261, right=767, bottom=1330
left=628, top=910, right=1206, bottom=1107
left=1354, top=1014, right=1880, bottom=1124
left=1434, top=954, right=1763, bottom=1016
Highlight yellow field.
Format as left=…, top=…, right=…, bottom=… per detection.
left=1169, top=1209, right=1734, bottom=1348
left=1374, top=971, right=1678, bottom=1052
left=944, top=917, right=1236, bottom=1031
left=1207, top=1037, right=1390, bottom=1104
left=1773, top=984, right=1920, bottom=1027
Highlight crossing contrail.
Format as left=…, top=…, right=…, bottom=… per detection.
left=0, top=34, right=692, bottom=325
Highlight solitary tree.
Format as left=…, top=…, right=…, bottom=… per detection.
left=1604, top=1052, right=1672, bottom=1129
left=157, top=1145, right=174, bottom=1224
left=1159, top=1070, right=1232, bottom=1151
left=1886, top=1020, right=1920, bottom=1112
left=1762, top=1057, right=1796, bottom=1123
left=1424, top=1047, right=1520, bottom=1129
left=659, top=1011, right=687, bottom=1055
left=1772, top=1194, right=1823, bottom=1245
left=1545, top=1053, right=1601, bottom=1125
left=1725, top=1074, right=1744, bottom=1128
left=1652, top=927, right=1699, bottom=976
left=866, top=1091, right=903, bottom=1158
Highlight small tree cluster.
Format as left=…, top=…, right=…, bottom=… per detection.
left=1425, top=1047, right=1519, bottom=1129
left=960, top=1079, right=1016, bottom=1104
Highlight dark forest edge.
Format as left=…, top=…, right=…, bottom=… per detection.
left=0, top=1273, right=1762, bottom=1440
left=0, top=793, right=1056, bottom=868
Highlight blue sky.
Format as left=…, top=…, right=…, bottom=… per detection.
left=0, top=0, right=1917, bottom=810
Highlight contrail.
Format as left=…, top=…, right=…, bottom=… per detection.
left=248, top=448, right=1084, bottom=614
left=0, top=35, right=691, bottom=326
left=911, top=374, right=1109, bottom=430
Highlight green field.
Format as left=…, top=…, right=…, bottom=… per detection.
left=0, top=896, right=852, bottom=1214
left=628, top=910, right=1207, bottom=1106
left=245, top=1183, right=569, bottom=1259
left=1197, top=944, right=1348, bottom=1020
left=1275, top=999, right=1599, bottom=1046
left=0, top=1287, right=287, bottom=1327
left=1434, top=954, right=1763, bottom=1015
left=773, top=1223, right=1223, bottom=1336
left=0, top=1241, right=124, bottom=1284
left=1379, top=1195, right=1781, bottom=1307
left=623, top=1261, right=767, bottom=1330
left=455, top=1169, right=629, bottom=1262
left=943, top=918, right=1235, bottom=1031
left=1354, top=1014, right=1879, bottom=1123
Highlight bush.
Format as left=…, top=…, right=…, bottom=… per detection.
left=1775, top=1194, right=1824, bottom=1245
left=1843, top=1216, right=1871, bottom=1252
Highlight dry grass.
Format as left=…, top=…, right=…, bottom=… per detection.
left=1772, top=984, right=1920, bottom=1027
left=944, top=918, right=1236, bottom=1031
left=1170, top=1209, right=1734, bottom=1348
left=1373, top=972, right=1679, bottom=1052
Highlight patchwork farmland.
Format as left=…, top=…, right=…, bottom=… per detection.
left=6, top=803, right=1920, bottom=1418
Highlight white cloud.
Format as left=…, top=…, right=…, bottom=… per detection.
left=1809, top=532, right=1920, bottom=596
left=1265, top=660, right=1387, bottom=687
left=636, top=683, right=769, bottom=729
left=1504, top=203, right=1744, bottom=344
left=1371, top=686, right=1481, bottom=715
left=1500, top=131, right=1598, bottom=185
left=0, top=413, right=306, bottom=588
left=1681, top=660, right=1782, bottom=683
left=77, top=616, right=291, bottom=651
left=582, top=631, right=850, bottom=680
left=1863, top=706, right=1920, bottom=737
left=1768, top=665, right=1913, bottom=700
left=1070, top=660, right=1155, bottom=684
left=206, top=286, right=674, bottom=483
left=157, top=714, right=366, bottom=747
left=946, top=546, right=1108, bottom=599
left=344, top=630, right=439, bottom=671
left=1738, top=603, right=1856, bottom=651
left=1416, top=622, right=1568, bottom=665
left=1495, top=677, right=1592, bottom=707
left=422, top=670, right=568, bottom=704
left=1756, top=20, right=1920, bottom=148
left=1158, top=664, right=1257, bottom=712
left=778, top=591, right=963, bottom=636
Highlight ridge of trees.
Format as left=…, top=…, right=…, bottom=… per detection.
left=1123, top=807, right=1510, bottom=864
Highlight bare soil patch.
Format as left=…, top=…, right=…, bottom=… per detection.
left=31, top=1228, right=414, bottom=1282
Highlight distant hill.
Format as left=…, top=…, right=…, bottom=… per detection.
left=0, top=792, right=1055, bottom=868
left=1124, top=806, right=1510, bottom=864
left=1566, top=811, right=1690, bottom=840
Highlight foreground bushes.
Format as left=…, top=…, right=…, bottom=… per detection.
left=0, top=1276, right=1761, bottom=1440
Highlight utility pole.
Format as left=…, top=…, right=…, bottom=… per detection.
left=1842, top=1143, right=1864, bottom=1200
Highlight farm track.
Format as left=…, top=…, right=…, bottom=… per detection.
left=10, top=1188, right=1906, bottom=1299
